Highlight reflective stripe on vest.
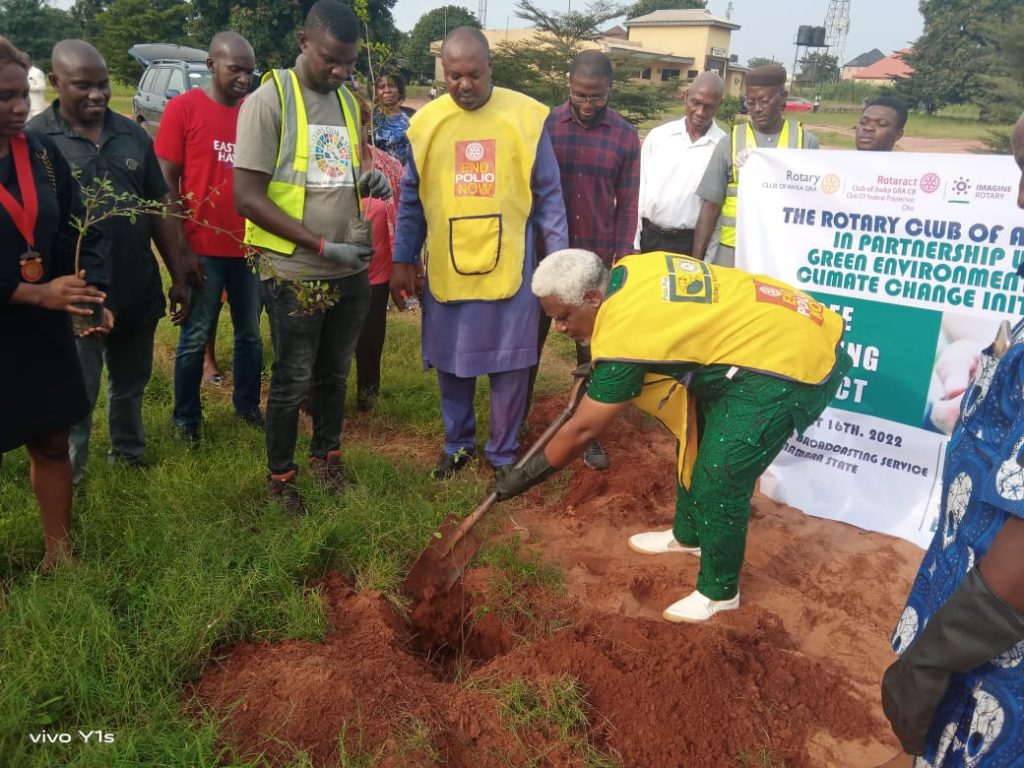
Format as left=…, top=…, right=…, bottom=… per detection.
left=720, top=119, right=803, bottom=247
left=244, top=69, right=361, bottom=255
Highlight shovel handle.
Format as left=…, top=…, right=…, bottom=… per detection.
left=444, top=375, right=589, bottom=549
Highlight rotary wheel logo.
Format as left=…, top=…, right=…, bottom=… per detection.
left=920, top=172, right=941, bottom=193
left=464, top=142, right=485, bottom=161
left=675, top=260, right=699, bottom=273
left=820, top=173, right=841, bottom=195
left=758, top=286, right=783, bottom=297
left=951, top=176, right=971, bottom=196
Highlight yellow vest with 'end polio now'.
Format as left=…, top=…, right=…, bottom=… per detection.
left=407, top=87, right=548, bottom=303
left=590, top=252, right=844, bottom=487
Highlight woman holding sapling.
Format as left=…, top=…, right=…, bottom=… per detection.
left=0, top=36, right=109, bottom=572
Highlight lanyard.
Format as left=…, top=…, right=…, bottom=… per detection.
left=0, top=134, right=39, bottom=250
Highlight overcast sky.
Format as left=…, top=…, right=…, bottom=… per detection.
left=390, top=0, right=923, bottom=67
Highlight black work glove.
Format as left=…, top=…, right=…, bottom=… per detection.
left=321, top=241, right=374, bottom=270
left=358, top=168, right=392, bottom=200
left=495, top=452, right=556, bottom=501
left=571, top=362, right=593, bottom=382
left=881, top=568, right=1024, bottom=754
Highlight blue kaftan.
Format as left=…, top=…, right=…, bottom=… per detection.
left=892, top=323, right=1024, bottom=768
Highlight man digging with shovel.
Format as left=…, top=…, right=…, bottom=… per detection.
left=494, top=248, right=851, bottom=622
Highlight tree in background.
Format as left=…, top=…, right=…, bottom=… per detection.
left=491, top=0, right=616, bottom=106
left=797, top=52, right=839, bottom=86
left=68, top=0, right=107, bottom=42
left=94, top=0, right=189, bottom=83
left=975, top=6, right=1024, bottom=125
left=1, top=0, right=73, bottom=67
left=896, top=0, right=1016, bottom=114
left=190, top=0, right=401, bottom=73
left=746, top=56, right=781, bottom=69
left=400, top=5, right=480, bottom=83
left=490, top=0, right=674, bottom=126
left=625, top=0, right=704, bottom=20
left=224, top=0, right=304, bottom=69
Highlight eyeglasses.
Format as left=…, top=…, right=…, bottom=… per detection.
left=569, top=91, right=610, bottom=105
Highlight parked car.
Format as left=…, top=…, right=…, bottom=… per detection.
left=129, top=43, right=210, bottom=137
left=785, top=96, right=814, bottom=112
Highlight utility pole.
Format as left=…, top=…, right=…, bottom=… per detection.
left=478, top=0, right=488, bottom=28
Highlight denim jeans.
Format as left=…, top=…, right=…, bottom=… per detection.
left=70, top=320, right=158, bottom=482
left=262, top=274, right=370, bottom=475
left=172, top=256, right=264, bottom=431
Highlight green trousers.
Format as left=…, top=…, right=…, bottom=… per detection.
left=673, top=354, right=851, bottom=600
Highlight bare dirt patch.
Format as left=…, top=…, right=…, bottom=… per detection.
left=192, top=396, right=922, bottom=767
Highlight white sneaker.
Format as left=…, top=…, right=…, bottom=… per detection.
left=662, top=590, right=740, bottom=623
left=627, top=529, right=701, bottom=556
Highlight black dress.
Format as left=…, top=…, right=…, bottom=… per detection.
left=0, top=131, right=106, bottom=452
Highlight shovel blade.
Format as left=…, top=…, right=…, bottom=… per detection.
left=403, top=513, right=484, bottom=600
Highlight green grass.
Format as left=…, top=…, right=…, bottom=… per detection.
left=0, top=296, right=576, bottom=766
left=799, top=107, right=1013, bottom=142
left=40, top=82, right=135, bottom=119
left=108, top=82, right=135, bottom=118
left=733, top=748, right=790, bottom=767
left=469, top=675, right=619, bottom=768
left=812, top=130, right=857, bottom=150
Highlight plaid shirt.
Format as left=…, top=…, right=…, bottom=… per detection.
left=545, top=102, right=640, bottom=263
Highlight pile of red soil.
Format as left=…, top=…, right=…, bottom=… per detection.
left=192, top=397, right=923, bottom=767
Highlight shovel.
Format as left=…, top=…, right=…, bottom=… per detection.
left=403, top=375, right=589, bottom=602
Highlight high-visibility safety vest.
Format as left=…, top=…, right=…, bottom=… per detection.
left=243, top=69, right=361, bottom=255
left=720, top=119, right=804, bottom=247
left=590, top=251, right=844, bottom=487
left=406, top=87, right=548, bottom=303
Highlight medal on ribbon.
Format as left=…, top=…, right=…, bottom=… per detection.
left=0, top=134, right=41, bottom=281
left=20, top=251, right=43, bottom=282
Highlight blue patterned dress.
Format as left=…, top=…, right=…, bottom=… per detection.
left=372, top=108, right=413, bottom=168
left=891, top=322, right=1024, bottom=768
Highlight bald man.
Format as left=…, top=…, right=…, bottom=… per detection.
left=29, top=39, right=189, bottom=484
left=390, top=27, right=568, bottom=479
left=156, top=32, right=263, bottom=448
left=636, top=71, right=725, bottom=259
left=693, top=64, right=819, bottom=267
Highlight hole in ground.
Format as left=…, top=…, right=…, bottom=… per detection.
left=403, top=572, right=519, bottom=680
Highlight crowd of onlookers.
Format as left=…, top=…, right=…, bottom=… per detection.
left=0, top=0, right=911, bottom=567
left=6, top=2, right=1024, bottom=765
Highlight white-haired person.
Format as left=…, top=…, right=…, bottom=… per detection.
left=495, top=248, right=851, bottom=622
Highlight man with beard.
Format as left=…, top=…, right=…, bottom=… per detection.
left=234, top=0, right=390, bottom=513
left=635, top=71, right=724, bottom=258
left=532, top=49, right=639, bottom=471
left=157, top=32, right=263, bottom=448
left=30, top=39, right=190, bottom=485
left=692, top=64, right=818, bottom=267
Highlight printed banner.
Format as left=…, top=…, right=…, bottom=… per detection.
left=737, top=149, right=1023, bottom=548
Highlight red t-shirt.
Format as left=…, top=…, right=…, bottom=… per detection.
left=154, top=88, right=245, bottom=257
left=364, top=146, right=403, bottom=285
left=364, top=197, right=392, bottom=285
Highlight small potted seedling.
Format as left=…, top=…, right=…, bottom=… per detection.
left=70, top=175, right=167, bottom=334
